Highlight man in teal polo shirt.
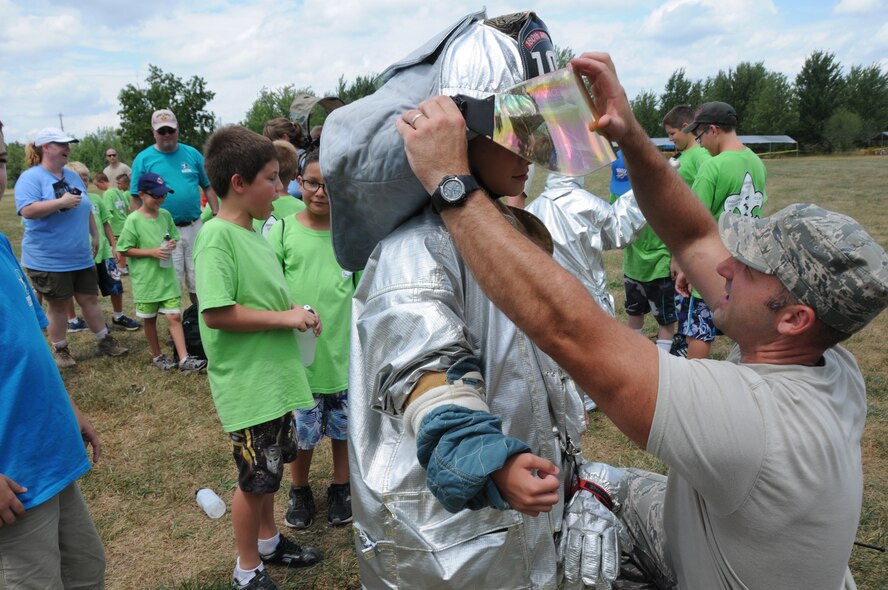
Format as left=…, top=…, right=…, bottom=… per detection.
left=130, top=109, right=218, bottom=304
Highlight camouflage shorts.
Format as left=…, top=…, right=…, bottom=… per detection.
left=613, top=468, right=677, bottom=590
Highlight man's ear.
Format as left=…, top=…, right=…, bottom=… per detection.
left=776, top=304, right=817, bottom=337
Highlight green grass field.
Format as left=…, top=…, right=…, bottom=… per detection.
left=2, top=154, right=887, bottom=589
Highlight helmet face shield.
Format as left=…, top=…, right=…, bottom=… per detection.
left=455, top=68, right=616, bottom=176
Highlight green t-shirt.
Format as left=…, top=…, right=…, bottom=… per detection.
left=267, top=215, right=357, bottom=393
left=194, top=218, right=313, bottom=431
left=253, top=196, right=307, bottom=237
left=88, top=193, right=112, bottom=263
left=200, top=203, right=214, bottom=223
left=677, top=145, right=712, bottom=186
left=622, top=226, right=671, bottom=282
left=691, top=147, right=767, bottom=221
left=116, top=209, right=180, bottom=303
left=103, top=187, right=130, bottom=236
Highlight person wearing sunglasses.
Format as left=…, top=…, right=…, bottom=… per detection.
left=130, top=109, right=218, bottom=305
left=102, top=147, right=131, bottom=186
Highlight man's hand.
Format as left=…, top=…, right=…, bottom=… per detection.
left=569, top=53, right=637, bottom=145
left=0, top=474, right=27, bottom=527
left=490, top=453, right=560, bottom=516
left=395, top=96, right=472, bottom=195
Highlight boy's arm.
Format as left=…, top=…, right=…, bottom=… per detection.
left=201, top=303, right=318, bottom=333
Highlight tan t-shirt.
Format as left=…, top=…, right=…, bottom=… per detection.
left=103, top=162, right=132, bottom=182
left=649, top=346, right=865, bottom=589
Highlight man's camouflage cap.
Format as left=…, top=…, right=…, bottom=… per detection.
left=719, top=204, right=888, bottom=335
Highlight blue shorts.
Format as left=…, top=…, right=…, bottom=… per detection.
left=623, top=276, right=678, bottom=326
left=678, top=294, right=721, bottom=343
left=294, top=390, right=349, bottom=450
left=96, top=259, right=124, bottom=297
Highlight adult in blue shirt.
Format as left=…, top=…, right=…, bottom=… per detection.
left=130, top=109, right=218, bottom=304
left=0, top=232, right=105, bottom=587
left=15, top=128, right=128, bottom=368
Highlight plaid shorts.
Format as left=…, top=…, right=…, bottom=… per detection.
left=229, top=414, right=298, bottom=494
left=294, top=390, right=349, bottom=450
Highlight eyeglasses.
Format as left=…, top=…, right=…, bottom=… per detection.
left=695, top=125, right=713, bottom=143
left=156, top=127, right=177, bottom=136
left=302, top=179, right=326, bottom=192
left=146, top=193, right=167, bottom=199
left=106, top=153, right=117, bottom=157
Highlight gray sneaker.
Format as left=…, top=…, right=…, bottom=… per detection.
left=53, top=346, right=76, bottom=368
left=232, top=569, right=280, bottom=590
left=152, top=354, right=177, bottom=371
left=96, top=334, right=128, bottom=357
left=179, top=355, right=208, bottom=374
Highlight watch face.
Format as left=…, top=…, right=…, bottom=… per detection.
left=440, top=178, right=465, bottom=202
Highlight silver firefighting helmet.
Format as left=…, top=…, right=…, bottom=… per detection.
left=321, top=10, right=557, bottom=271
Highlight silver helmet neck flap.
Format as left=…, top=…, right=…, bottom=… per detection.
left=320, top=10, right=556, bottom=271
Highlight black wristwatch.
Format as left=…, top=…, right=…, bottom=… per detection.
left=430, top=175, right=480, bottom=213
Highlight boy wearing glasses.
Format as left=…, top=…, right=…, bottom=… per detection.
left=676, top=101, right=767, bottom=358
left=267, top=149, right=356, bottom=529
left=116, top=173, right=207, bottom=372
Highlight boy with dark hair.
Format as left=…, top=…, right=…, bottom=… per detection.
left=116, top=173, right=205, bottom=371
left=195, top=125, right=323, bottom=590
left=267, top=149, right=355, bottom=529
left=662, top=104, right=712, bottom=356
left=254, top=140, right=305, bottom=237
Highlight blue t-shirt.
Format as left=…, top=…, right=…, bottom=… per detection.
left=610, top=150, right=631, bottom=197
left=14, top=166, right=94, bottom=271
left=130, top=143, right=210, bottom=224
left=0, top=234, right=91, bottom=509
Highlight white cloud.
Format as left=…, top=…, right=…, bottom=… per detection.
left=834, top=0, right=884, bottom=14
left=1, top=0, right=885, bottom=143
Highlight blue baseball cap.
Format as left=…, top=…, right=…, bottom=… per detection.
left=610, top=150, right=630, bottom=197
left=137, top=173, right=175, bottom=196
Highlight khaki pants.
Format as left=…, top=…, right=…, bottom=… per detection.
left=0, top=482, right=104, bottom=589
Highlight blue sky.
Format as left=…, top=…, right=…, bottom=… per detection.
left=1, top=0, right=886, bottom=144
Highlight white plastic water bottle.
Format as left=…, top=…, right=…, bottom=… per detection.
left=195, top=488, right=226, bottom=519
left=295, top=305, right=317, bottom=366
left=159, top=233, right=173, bottom=269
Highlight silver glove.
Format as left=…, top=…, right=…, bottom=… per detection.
left=559, top=462, right=631, bottom=589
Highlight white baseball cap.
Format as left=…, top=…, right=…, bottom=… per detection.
left=35, top=128, right=80, bottom=146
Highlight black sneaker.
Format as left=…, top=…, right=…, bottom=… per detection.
left=232, top=568, right=279, bottom=590
left=260, top=534, right=322, bottom=568
left=284, top=486, right=315, bottom=529
left=669, top=333, right=688, bottom=358
left=67, top=317, right=88, bottom=333
left=112, top=314, right=142, bottom=331
left=327, top=482, right=352, bottom=526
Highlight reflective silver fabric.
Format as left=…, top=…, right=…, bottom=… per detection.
left=526, top=174, right=647, bottom=316
left=349, top=208, right=586, bottom=589
left=321, top=10, right=533, bottom=271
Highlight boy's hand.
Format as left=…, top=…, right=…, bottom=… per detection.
left=0, top=474, right=27, bottom=527
left=674, top=270, right=692, bottom=297
left=287, top=304, right=321, bottom=332
left=491, top=453, right=560, bottom=516
left=151, top=247, right=172, bottom=261
left=167, top=239, right=177, bottom=250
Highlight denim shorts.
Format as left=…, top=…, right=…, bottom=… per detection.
left=294, top=390, right=349, bottom=450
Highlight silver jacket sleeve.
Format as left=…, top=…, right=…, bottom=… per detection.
left=526, top=174, right=647, bottom=317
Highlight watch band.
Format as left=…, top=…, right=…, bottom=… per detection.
left=430, top=174, right=480, bottom=213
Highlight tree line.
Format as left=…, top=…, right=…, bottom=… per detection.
left=6, top=50, right=886, bottom=186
